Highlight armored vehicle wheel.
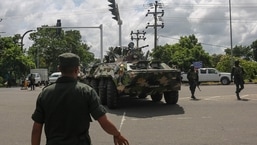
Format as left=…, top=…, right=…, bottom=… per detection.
left=151, top=93, right=163, bottom=102
left=90, top=79, right=99, bottom=94
left=99, top=79, right=107, bottom=105
left=138, top=93, right=147, bottom=99
left=164, top=91, right=179, bottom=104
left=107, top=79, right=118, bottom=109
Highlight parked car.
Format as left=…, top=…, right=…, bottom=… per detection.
left=49, top=72, right=61, bottom=84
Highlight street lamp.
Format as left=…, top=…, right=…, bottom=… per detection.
left=21, top=30, right=35, bottom=52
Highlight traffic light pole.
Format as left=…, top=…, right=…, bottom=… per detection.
left=118, top=21, right=122, bottom=47
left=108, top=0, right=122, bottom=47
left=39, top=25, right=104, bottom=62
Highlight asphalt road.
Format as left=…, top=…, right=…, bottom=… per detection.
left=0, top=84, right=256, bottom=145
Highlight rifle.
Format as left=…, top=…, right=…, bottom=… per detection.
left=195, top=81, right=201, bottom=91
left=197, top=84, right=201, bottom=91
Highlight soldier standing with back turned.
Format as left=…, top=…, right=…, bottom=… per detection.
left=187, top=65, right=199, bottom=100
left=31, top=53, right=129, bottom=145
left=231, top=60, right=245, bottom=100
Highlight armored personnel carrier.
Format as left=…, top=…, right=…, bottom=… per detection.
left=83, top=43, right=181, bottom=109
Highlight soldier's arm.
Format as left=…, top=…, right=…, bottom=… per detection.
left=231, top=67, right=234, bottom=80
left=97, top=115, right=129, bottom=145
left=187, top=72, right=190, bottom=80
left=31, top=122, right=43, bottom=145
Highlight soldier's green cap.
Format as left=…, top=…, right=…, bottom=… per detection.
left=58, top=53, right=80, bottom=67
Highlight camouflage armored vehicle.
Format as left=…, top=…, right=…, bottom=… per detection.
left=83, top=43, right=181, bottom=109
left=83, top=62, right=101, bottom=92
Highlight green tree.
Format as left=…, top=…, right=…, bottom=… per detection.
left=28, top=27, right=94, bottom=73
left=216, top=55, right=257, bottom=80
left=0, top=37, right=35, bottom=85
left=211, top=54, right=223, bottom=67
left=151, top=34, right=212, bottom=71
left=225, top=45, right=253, bottom=60
left=216, top=55, right=232, bottom=72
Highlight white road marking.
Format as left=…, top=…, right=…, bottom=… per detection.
left=201, top=116, right=212, bottom=119
left=240, top=95, right=249, bottom=98
left=119, top=112, right=126, bottom=131
left=204, top=96, right=222, bottom=100
left=179, top=94, right=257, bottom=101
left=177, top=117, right=192, bottom=120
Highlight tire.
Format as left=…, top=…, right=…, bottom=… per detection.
left=106, top=79, right=118, bottom=109
left=138, top=93, right=147, bottom=99
left=36, top=81, right=41, bottom=87
left=164, top=91, right=179, bottom=104
left=99, top=78, right=107, bottom=105
left=90, top=79, right=99, bottom=94
left=221, top=77, right=230, bottom=85
left=151, top=93, right=163, bottom=102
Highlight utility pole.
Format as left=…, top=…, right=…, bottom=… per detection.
left=145, top=1, right=164, bottom=50
left=229, top=0, right=234, bottom=68
left=108, top=0, right=122, bottom=47
left=130, top=30, right=146, bottom=48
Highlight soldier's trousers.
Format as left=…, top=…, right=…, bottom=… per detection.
left=235, top=78, right=244, bottom=93
left=189, top=81, right=197, bottom=95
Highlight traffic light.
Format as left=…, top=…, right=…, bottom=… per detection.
left=56, top=19, right=62, bottom=36
left=108, top=0, right=119, bottom=21
left=108, top=0, right=116, bottom=9
left=112, top=15, right=119, bottom=21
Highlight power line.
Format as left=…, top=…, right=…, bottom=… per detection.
left=158, top=34, right=229, bottom=48
left=163, top=17, right=257, bottom=24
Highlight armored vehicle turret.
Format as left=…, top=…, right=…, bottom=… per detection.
left=83, top=42, right=181, bottom=109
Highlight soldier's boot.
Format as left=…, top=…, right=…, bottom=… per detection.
left=191, top=94, right=196, bottom=100
left=236, top=92, right=241, bottom=100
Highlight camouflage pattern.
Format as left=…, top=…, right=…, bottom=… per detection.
left=94, top=61, right=181, bottom=95
left=82, top=43, right=181, bottom=109
left=82, top=63, right=100, bottom=84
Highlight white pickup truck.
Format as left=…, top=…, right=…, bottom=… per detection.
left=181, top=68, right=231, bottom=85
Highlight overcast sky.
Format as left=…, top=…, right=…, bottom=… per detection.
left=1, top=0, right=257, bottom=59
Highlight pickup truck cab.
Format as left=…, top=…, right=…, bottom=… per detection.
left=181, top=68, right=231, bottom=85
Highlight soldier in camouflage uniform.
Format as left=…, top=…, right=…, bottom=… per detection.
left=231, top=60, right=245, bottom=100
left=31, top=53, right=129, bottom=145
left=187, top=65, right=199, bottom=100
